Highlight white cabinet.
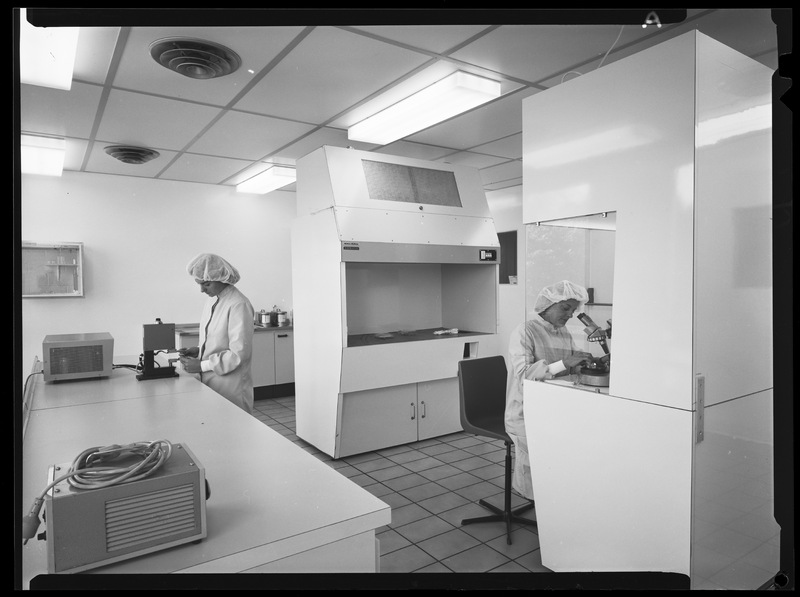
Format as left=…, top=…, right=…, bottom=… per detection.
left=253, top=328, right=294, bottom=398
left=274, top=331, right=294, bottom=385
left=338, top=377, right=461, bottom=457
left=252, top=330, right=277, bottom=387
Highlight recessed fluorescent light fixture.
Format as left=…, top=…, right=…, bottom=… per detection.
left=18, top=8, right=80, bottom=90
left=348, top=71, right=502, bottom=145
left=236, top=166, right=296, bottom=194
left=21, top=135, right=66, bottom=176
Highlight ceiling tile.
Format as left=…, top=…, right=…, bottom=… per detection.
left=20, top=82, right=103, bottom=139
left=159, top=153, right=255, bottom=185
left=112, top=26, right=306, bottom=107
left=351, top=24, right=492, bottom=55
left=233, top=27, right=431, bottom=123
left=436, top=151, right=509, bottom=169
left=451, top=24, right=655, bottom=84
left=97, top=89, right=223, bottom=151
left=187, top=110, right=316, bottom=160
left=470, top=133, right=523, bottom=160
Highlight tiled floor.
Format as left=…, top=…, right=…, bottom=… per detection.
left=251, top=396, right=780, bottom=590
left=252, top=395, right=548, bottom=575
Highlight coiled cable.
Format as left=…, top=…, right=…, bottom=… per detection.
left=22, top=440, right=174, bottom=544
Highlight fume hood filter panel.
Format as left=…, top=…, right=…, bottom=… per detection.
left=334, top=207, right=498, bottom=248
left=298, top=146, right=492, bottom=218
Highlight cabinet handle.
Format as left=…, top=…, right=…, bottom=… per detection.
left=421, top=401, right=426, bottom=418
left=277, top=334, right=288, bottom=338
left=410, top=403, right=416, bottom=420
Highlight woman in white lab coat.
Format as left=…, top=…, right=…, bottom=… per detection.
left=506, top=280, right=593, bottom=500
left=180, top=253, right=255, bottom=414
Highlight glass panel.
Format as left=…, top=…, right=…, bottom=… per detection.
left=525, top=212, right=616, bottom=380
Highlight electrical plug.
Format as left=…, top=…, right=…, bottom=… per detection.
left=22, top=497, right=44, bottom=545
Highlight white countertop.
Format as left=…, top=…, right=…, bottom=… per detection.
left=20, top=356, right=390, bottom=588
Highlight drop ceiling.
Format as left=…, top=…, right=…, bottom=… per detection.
left=16, top=9, right=782, bottom=194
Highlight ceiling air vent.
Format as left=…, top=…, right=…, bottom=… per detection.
left=149, top=37, right=241, bottom=80
left=104, top=146, right=160, bottom=165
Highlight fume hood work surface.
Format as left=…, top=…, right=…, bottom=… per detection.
left=292, top=146, right=501, bottom=458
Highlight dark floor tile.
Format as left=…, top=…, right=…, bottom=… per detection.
left=416, top=490, right=472, bottom=515
left=440, top=543, right=512, bottom=573
left=436, top=471, right=485, bottom=491
left=369, top=464, right=414, bottom=482
left=379, top=544, right=437, bottom=573
left=383, top=472, right=431, bottom=492
left=379, top=490, right=413, bottom=509
left=485, top=526, right=541, bottom=559
left=450, top=455, right=495, bottom=472
left=377, top=528, right=412, bottom=555
left=394, top=515, right=455, bottom=544
left=384, top=449, right=434, bottom=466
left=415, top=527, right=482, bottom=561
left=417, top=463, right=464, bottom=481
left=401, top=455, right=448, bottom=472
left=398, top=480, right=450, bottom=503
left=390, top=502, right=436, bottom=527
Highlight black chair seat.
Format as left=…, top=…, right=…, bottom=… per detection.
left=458, top=356, right=537, bottom=545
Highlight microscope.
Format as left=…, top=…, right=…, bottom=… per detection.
left=577, top=312, right=611, bottom=387
left=136, top=318, right=180, bottom=381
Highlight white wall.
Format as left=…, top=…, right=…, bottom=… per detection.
left=19, top=171, right=526, bottom=388
left=485, top=186, right=525, bottom=361
left=20, top=171, right=296, bottom=383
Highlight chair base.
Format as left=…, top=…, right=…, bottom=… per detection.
left=460, top=441, right=537, bottom=544
left=462, top=499, right=537, bottom=544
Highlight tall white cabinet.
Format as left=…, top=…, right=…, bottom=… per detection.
left=521, top=32, right=777, bottom=589
left=292, top=146, right=501, bottom=458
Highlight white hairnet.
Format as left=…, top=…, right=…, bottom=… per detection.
left=186, top=253, right=241, bottom=285
left=534, top=280, right=589, bottom=313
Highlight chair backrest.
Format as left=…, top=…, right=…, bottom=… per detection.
left=457, top=355, right=510, bottom=442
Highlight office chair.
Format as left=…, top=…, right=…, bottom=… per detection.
left=457, top=355, right=537, bottom=545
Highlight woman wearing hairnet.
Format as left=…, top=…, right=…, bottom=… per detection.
left=506, top=280, right=594, bottom=500
left=179, top=253, right=255, bottom=414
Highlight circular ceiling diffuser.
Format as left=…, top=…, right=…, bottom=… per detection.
left=104, top=146, right=160, bottom=165
left=149, top=37, right=241, bottom=79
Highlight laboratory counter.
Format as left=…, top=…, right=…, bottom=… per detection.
left=20, top=355, right=391, bottom=589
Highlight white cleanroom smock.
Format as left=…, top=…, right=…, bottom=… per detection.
left=506, top=317, right=583, bottom=500
left=196, top=284, right=255, bottom=414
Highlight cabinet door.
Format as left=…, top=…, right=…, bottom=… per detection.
left=274, top=331, right=295, bottom=384
left=338, top=384, right=418, bottom=457
left=252, top=332, right=276, bottom=387
left=176, top=333, right=199, bottom=350
left=417, top=377, right=463, bottom=440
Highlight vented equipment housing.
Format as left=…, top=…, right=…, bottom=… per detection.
left=44, top=443, right=207, bottom=574
left=42, top=332, right=114, bottom=382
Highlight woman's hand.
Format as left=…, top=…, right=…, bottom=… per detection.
left=563, top=352, right=592, bottom=369
left=178, top=346, right=199, bottom=358
left=180, top=356, right=202, bottom=373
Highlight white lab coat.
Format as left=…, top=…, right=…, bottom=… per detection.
left=196, top=284, right=255, bottom=414
left=506, top=317, right=581, bottom=499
